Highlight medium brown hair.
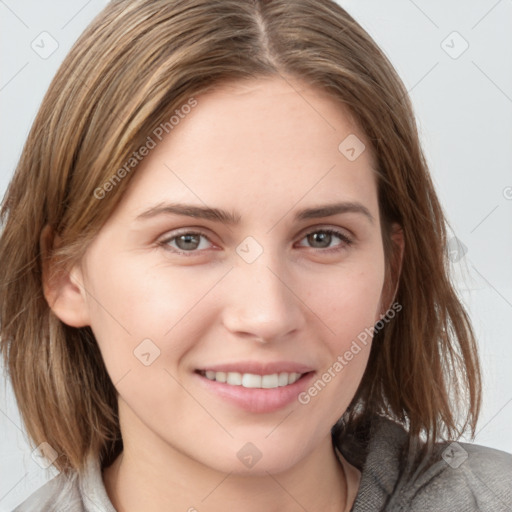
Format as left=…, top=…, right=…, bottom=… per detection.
left=0, top=0, right=481, bottom=473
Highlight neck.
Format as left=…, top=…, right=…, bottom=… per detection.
left=103, top=404, right=359, bottom=512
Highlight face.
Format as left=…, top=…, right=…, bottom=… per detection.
left=59, top=76, right=395, bottom=475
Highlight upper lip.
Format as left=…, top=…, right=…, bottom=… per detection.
left=196, top=361, right=314, bottom=375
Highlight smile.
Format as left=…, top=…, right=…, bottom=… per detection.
left=199, top=370, right=304, bottom=388
left=194, top=362, right=315, bottom=412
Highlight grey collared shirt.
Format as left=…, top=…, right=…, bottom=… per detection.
left=13, top=416, right=512, bottom=511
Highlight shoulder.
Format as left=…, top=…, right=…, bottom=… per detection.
left=402, top=441, right=512, bottom=511
left=336, top=415, right=512, bottom=512
left=12, top=457, right=115, bottom=512
left=12, top=471, right=84, bottom=512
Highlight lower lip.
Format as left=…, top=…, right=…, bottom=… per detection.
left=195, top=372, right=315, bottom=413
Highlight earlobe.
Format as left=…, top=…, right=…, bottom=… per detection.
left=40, top=225, right=91, bottom=328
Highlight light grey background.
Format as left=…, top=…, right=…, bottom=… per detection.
left=1, top=0, right=511, bottom=509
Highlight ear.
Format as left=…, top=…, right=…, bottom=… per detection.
left=40, top=225, right=90, bottom=328
left=378, top=223, right=404, bottom=319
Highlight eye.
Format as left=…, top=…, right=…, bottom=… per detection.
left=158, top=227, right=353, bottom=256
left=160, top=231, right=213, bottom=254
left=297, top=228, right=353, bottom=252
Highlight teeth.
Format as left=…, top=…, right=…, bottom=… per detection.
left=226, top=372, right=242, bottom=386
left=202, top=371, right=303, bottom=388
left=242, top=373, right=261, bottom=388
left=262, top=374, right=278, bottom=388
left=278, top=372, right=289, bottom=386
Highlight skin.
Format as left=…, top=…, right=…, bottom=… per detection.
left=46, top=76, right=403, bottom=512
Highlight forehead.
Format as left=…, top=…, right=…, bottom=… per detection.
left=115, top=76, right=378, bottom=220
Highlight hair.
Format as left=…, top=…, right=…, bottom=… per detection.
left=0, top=0, right=481, bottom=474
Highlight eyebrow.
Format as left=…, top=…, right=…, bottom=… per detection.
left=135, top=201, right=374, bottom=224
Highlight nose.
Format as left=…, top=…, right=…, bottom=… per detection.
left=221, top=255, right=305, bottom=343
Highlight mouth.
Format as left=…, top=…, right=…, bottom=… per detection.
left=197, top=369, right=307, bottom=389
left=194, top=363, right=315, bottom=413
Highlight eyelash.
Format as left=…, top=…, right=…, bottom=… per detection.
left=158, top=228, right=353, bottom=257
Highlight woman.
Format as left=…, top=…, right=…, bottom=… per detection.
left=1, top=0, right=510, bottom=510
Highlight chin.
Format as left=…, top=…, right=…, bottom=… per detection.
left=194, top=433, right=317, bottom=477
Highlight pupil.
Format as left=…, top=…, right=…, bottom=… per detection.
left=177, top=234, right=199, bottom=250
left=309, top=232, right=331, bottom=248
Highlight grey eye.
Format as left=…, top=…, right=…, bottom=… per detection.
left=306, top=232, right=333, bottom=248
left=175, top=233, right=201, bottom=251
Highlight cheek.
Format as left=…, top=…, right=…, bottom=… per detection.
left=287, top=261, right=385, bottom=436
left=82, top=254, right=225, bottom=379
left=304, top=259, right=386, bottom=346
left=324, top=273, right=381, bottom=355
